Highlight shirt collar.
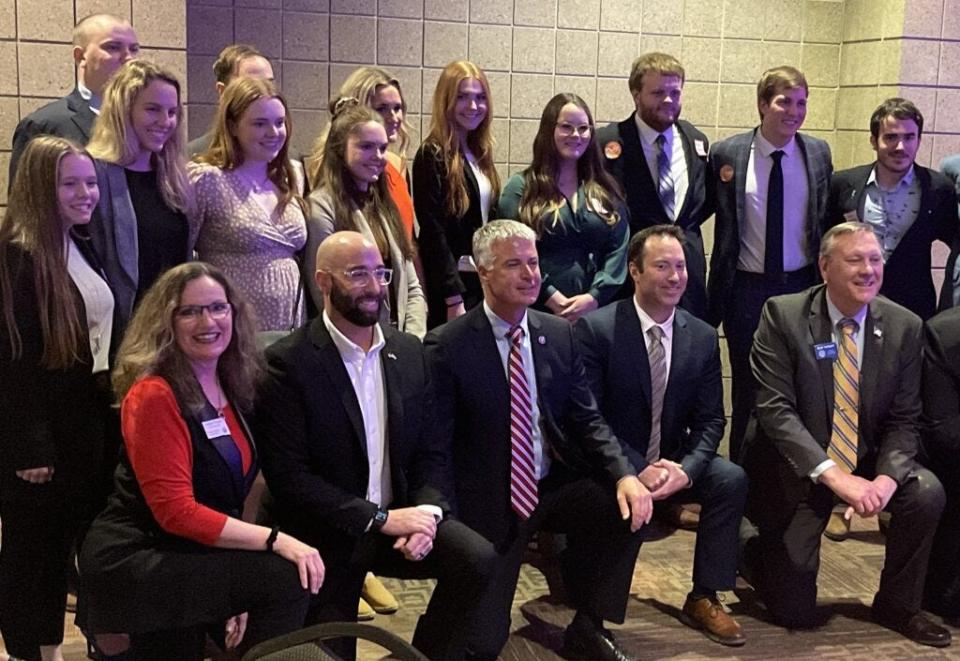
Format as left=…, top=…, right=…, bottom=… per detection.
left=825, top=291, right=868, bottom=332
left=77, top=81, right=101, bottom=115
left=322, top=310, right=385, bottom=360
left=635, top=113, right=675, bottom=149
left=867, top=163, right=915, bottom=192
left=754, top=129, right=796, bottom=159
left=483, top=301, right=530, bottom=341
left=632, top=297, right=675, bottom=342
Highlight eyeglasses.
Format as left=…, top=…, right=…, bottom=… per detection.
left=339, top=267, right=393, bottom=286
left=555, top=122, right=592, bottom=137
left=174, top=302, right=233, bottom=320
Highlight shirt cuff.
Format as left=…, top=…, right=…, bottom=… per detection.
left=809, top=459, right=837, bottom=483
left=416, top=504, right=443, bottom=522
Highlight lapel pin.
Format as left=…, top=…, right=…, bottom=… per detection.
left=873, top=328, right=882, bottom=338
left=538, top=335, right=546, bottom=345
left=387, top=352, right=397, bottom=360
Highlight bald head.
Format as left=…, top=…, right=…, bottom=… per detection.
left=73, top=14, right=139, bottom=96
left=315, top=231, right=378, bottom=272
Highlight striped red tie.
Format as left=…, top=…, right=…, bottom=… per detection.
left=507, top=325, right=538, bottom=519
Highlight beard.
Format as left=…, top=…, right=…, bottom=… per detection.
left=330, top=279, right=383, bottom=327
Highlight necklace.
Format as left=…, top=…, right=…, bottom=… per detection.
left=211, top=381, right=227, bottom=417
left=234, top=168, right=271, bottom=193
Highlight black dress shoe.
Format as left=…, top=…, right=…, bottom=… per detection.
left=873, top=608, right=952, bottom=648
left=561, top=622, right=634, bottom=661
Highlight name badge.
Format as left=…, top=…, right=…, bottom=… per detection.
left=843, top=210, right=859, bottom=222
left=202, top=417, right=230, bottom=439
left=813, top=342, right=838, bottom=361
left=694, top=139, right=707, bottom=157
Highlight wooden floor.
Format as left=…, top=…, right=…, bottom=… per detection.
left=8, top=516, right=960, bottom=660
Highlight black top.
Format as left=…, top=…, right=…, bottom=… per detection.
left=125, top=169, right=189, bottom=303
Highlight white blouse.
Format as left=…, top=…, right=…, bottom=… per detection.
left=66, top=237, right=115, bottom=373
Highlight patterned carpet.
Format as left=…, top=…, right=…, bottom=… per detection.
left=20, top=516, right=960, bottom=660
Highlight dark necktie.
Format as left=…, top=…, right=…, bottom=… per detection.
left=656, top=133, right=676, bottom=221
left=507, top=325, right=537, bottom=519
left=765, top=149, right=785, bottom=274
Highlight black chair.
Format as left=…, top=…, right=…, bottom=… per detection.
left=240, top=622, right=429, bottom=661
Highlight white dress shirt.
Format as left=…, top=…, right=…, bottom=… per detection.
left=635, top=114, right=688, bottom=220
left=633, top=296, right=676, bottom=382
left=66, top=236, right=114, bottom=374
left=740, top=131, right=811, bottom=273
left=466, top=151, right=492, bottom=224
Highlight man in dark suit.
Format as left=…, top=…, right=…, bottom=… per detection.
left=937, top=152, right=960, bottom=310
left=826, top=98, right=958, bottom=321
left=708, top=65, right=833, bottom=463
left=186, top=44, right=274, bottom=158
left=574, top=225, right=747, bottom=647
left=425, top=220, right=650, bottom=661
left=740, top=222, right=950, bottom=647
left=9, top=14, right=139, bottom=184
left=596, top=52, right=713, bottom=320
left=255, top=232, right=494, bottom=661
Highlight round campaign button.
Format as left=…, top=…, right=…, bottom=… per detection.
left=604, top=141, right=622, bottom=159
left=719, top=164, right=734, bottom=182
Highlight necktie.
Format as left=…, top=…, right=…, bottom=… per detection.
left=656, top=133, right=676, bottom=221
left=647, top=325, right=667, bottom=463
left=765, top=149, right=785, bottom=274
left=828, top=319, right=860, bottom=472
left=507, top=325, right=537, bottom=519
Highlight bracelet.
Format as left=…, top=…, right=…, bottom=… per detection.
left=265, top=526, right=280, bottom=552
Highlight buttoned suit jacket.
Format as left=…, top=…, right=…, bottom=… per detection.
left=254, top=318, right=452, bottom=549
left=825, top=163, right=958, bottom=320
left=706, top=129, right=833, bottom=326
left=742, top=285, right=922, bottom=528
left=9, top=89, right=97, bottom=186
left=574, top=300, right=725, bottom=482
left=596, top=115, right=714, bottom=319
left=424, top=305, right=636, bottom=550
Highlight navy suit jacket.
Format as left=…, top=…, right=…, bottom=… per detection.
left=707, top=129, right=833, bottom=326
left=596, top=115, right=714, bottom=319
left=574, top=300, right=725, bottom=483
left=826, top=163, right=958, bottom=320
left=9, top=89, right=97, bottom=186
left=424, top=306, right=636, bottom=549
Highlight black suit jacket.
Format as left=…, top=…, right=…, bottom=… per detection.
left=574, top=300, right=725, bottom=483
left=826, top=163, right=959, bottom=320
left=596, top=116, right=713, bottom=319
left=743, top=285, right=922, bottom=524
left=921, top=306, right=960, bottom=463
left=254, top=319, right=451, bottom=546
left=424, top=306, right=635, bottom=549
left=9, top=89, right=97, bottom=186
left=707, top=129, right=833, bottom=326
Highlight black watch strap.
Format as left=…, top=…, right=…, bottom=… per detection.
left=371, top=508, right=389, bottom=531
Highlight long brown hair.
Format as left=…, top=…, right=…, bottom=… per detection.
left=199, top=77, right=305, bottom=215
left=112, top=262, right=263, bottom=414
left=0, top=136, right=89, bottom=369
left=518, top=93, right=623, bottom=235
left=423, top=60, right=500, bottom=218
left=87, top=59, right=193, bottom=216
left=314, top=99, right=412, bottom=259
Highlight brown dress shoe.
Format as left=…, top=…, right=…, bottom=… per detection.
left=823, top=510, right=851, bottom=542
left=680, top=596, right=746, bottom=646
left=658, top=502, right=700, bottom=530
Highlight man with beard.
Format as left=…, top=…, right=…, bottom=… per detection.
left=596, top=52, right=713, bottom=321
left=254, top=231, right=494, bottom=661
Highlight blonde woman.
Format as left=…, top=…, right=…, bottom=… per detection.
left=413, top=60, right=500, bottom=328
left=86, top=59, right=193, bottom=337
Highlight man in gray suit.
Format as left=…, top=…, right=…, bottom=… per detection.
left=707, top=65, right=833, bottom=463
left=740, top=222, right=949, bottom=647
left=939, top=153, right=960, bottom=310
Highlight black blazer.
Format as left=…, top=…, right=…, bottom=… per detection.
left=574, top=300, right=725, bottom=483
left=412, top=143, right=493, bottom=328
left=921, top=306, right=960, bottom=464
left=424, top=306, right=635, bottom=549
left=254, top=318, right=451, bottom=547
left=9, top=89, right=97, bottom=186
left=596, top=116, right=714, bottom=319
left=743, top=286, right=922, bottom=524
left=707, top=129, right=833, bottom=326
left=825, top=163, right=959, bottom=320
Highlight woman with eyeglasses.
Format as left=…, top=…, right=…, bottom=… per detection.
left=499, top=93, right=628, bottom=324
left=413, top=60, right=500, bottom=329
left=79, top=262, right=323, bottom=661
left=305, top=99, right=426, bottom=338
left=0, top=136, right=115, bottom=661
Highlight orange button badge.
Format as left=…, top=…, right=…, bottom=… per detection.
left=719, top=164, right=734, bottom=182
left=604, top=141, right=622, bottom=159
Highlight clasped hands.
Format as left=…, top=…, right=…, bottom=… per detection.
left=545, top=291, right=598, bottom=324
left=821, top=467, right=897, bottom=521
left=615, top=460, right=689, bottom=533
left=381, top=507, right=438, bottom=562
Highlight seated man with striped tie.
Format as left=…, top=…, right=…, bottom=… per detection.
left=574, top=225, right=748, bottom=647
left=740, top=221, right=950, bottom=647
left=425, top=220, right=651, bottom=661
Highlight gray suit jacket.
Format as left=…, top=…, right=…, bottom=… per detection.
left=706, top=129, right=833, bottom=326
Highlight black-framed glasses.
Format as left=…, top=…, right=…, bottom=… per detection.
left=175, top=302, right=233, bottom=320
left=340, top=267, right=393, bottom=286
left=556, top=122, right=592, bottom=137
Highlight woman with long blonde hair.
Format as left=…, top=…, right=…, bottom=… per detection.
left=192, top=77, right=308, bottom=332
left=413, top=60, right=500, bottom=328
left=86, top=59, right=193, bottom=338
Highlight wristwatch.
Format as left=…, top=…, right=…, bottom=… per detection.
left=370, top=507, right=389, bottom=532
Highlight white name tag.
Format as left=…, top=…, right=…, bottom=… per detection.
left=694, top=139, right=707, bottom=157
left=202, top=417, right=230, bottom=439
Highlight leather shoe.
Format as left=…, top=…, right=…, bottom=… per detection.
left=680, top=595, right=746, bottom=646
left=823, top=510, right=850, bottom=542
left=362, top=573, right=399, bottom=614
left=872, top=607, right=952, bottom=647
left=561, top=621, right=634, bottom=661
left=357, top=597, right=375, bottom=621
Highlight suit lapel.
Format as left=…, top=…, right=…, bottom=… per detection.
left=734, top=131, right=754, bottom=230
left=617, top=300, right=652, bottom=407
left=662, top=310, right=689, bottom=433
left=527, top=311, right=553, bottom=406
left=622, top=117, right=662, bottom=219
left=107, top=164, right=140, bottom=288
left=796, top=134, right=824, bottom=255
left=380, top=332, right=404, bottom=462
left=675, top=124, right=698, bottom=219
left=310, top=321, right=368, bottom=456
left=808, top=289, right=836, bottom=425
left=860, top=303, right=883, bottom=435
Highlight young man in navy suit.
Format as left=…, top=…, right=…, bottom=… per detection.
left=575, top=225, right=747, bottom=647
